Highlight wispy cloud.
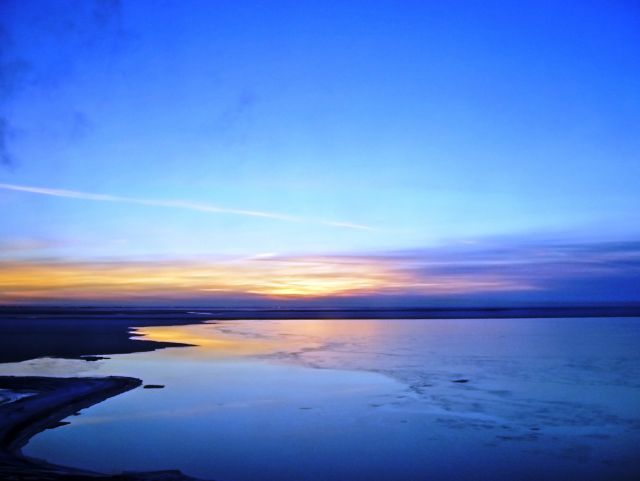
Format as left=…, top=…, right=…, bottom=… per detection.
left=0, top=183, right=373, bottom=230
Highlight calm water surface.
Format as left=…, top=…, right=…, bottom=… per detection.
left=3, top=318, right=640, bottom=481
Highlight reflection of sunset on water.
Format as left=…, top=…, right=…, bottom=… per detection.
left=134, top=319, right=392, bottom=360
left=132, top=324, right=283, bottom=358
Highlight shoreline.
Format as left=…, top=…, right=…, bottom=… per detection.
left=2, top=305, right=640, bottom=321
left=4, top=306, right=638, bottom=365
left=0, top=375, right=206, bottom=480
left=0, top=311, right=638, bottom=480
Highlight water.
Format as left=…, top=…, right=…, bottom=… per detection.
left=5, top=318, right=640, bottom=481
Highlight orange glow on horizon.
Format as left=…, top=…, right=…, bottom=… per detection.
left=0, top=256, right=535, bottom=303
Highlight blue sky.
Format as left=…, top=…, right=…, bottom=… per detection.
left=1, top=1, right=639, bottom=304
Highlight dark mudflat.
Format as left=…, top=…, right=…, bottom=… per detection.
left=2, top=305, right=639, bottom=364
left=0, top=316, right=197, bottom=364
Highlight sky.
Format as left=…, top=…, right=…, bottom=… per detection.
left=1, top=0, right=639, bottom=305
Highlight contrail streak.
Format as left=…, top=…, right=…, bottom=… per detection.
left=0, top=183, right=373, bottom=230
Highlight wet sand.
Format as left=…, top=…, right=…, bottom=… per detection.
left=0, top=376, right=206, bottom=480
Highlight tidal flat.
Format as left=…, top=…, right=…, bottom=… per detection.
left=0, top=310, right=639, bottom=481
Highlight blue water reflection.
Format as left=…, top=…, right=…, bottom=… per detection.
left=17, top=318, right=640, bottom=481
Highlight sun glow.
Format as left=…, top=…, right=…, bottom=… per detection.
left=0, top=255, right=533, bottom=303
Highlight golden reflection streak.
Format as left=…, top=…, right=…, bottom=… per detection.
left=132, top=325, right=283, bottom=357
left=0, top=256, right=535, bottom=302
left=134, top=320, right=377, bottom=359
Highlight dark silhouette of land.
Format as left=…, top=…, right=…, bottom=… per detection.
left=0, top=376, right=208, bottom=480
left=0, top=315, right=196, bottom=364
left=1, top=305, right=639, bottom=364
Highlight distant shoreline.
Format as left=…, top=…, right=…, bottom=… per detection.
left=1, top=305, right=640, bottom=320
left=1, top=305, right=638, bottom=364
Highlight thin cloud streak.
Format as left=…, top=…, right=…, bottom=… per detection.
left=0, top=183, right=373, bottom=230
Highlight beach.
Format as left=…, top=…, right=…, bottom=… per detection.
left=0, top=375, right=210, bottom=480
left=0, top=308, right=638, bottom=481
